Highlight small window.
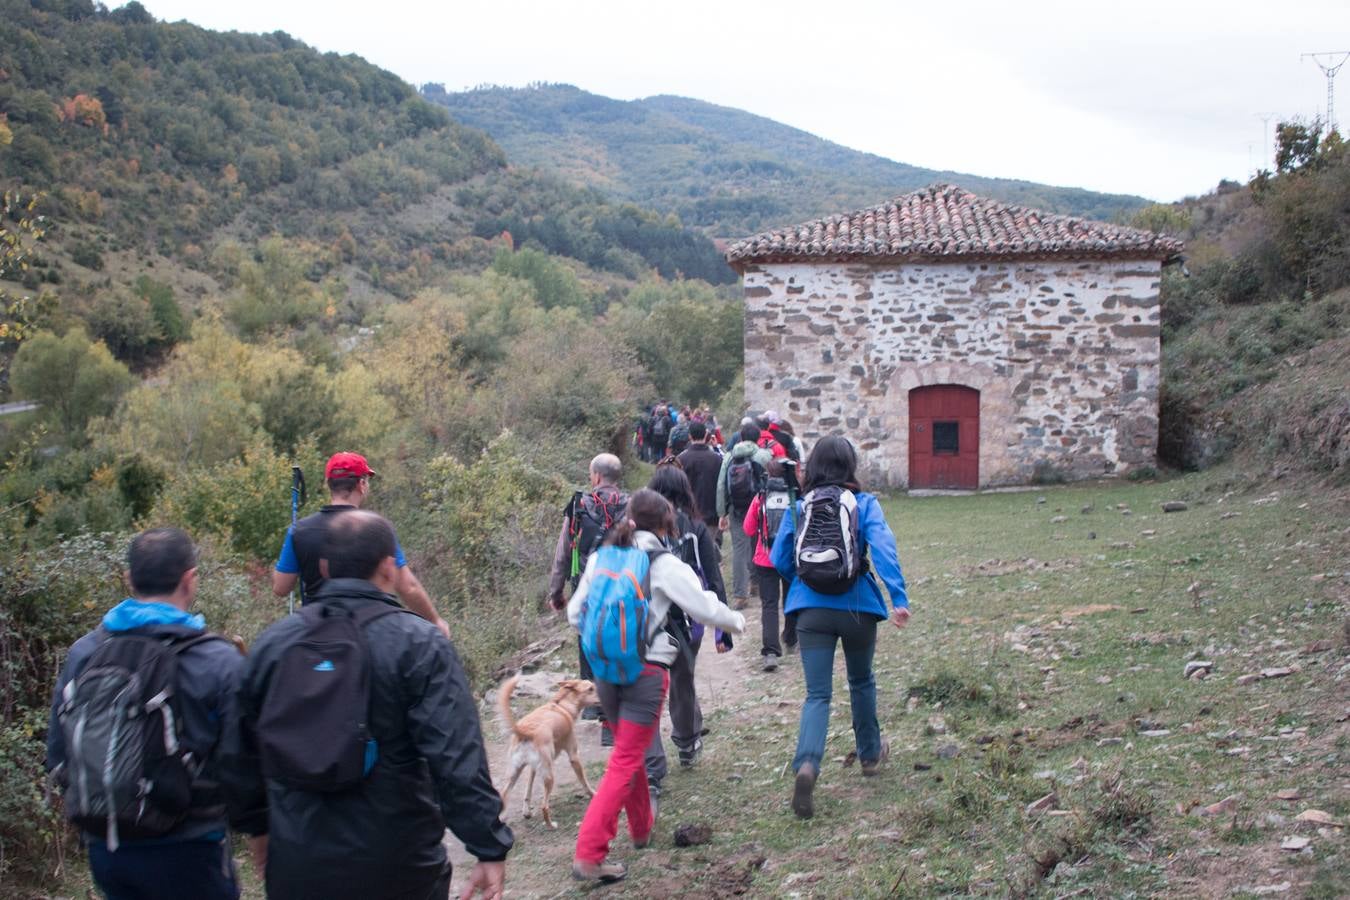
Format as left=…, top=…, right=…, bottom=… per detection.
left=933, top=421, right=959, bottom=454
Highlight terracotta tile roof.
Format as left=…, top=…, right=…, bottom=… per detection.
left=725, top=184, right=1183, bottom=267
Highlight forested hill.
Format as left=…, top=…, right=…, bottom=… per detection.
left=422, top=82, right=1152, bottom=236
left=0, top=0, right=734, bottom=316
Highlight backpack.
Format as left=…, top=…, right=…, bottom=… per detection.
left=569, top=489, right=630, bottom=583
left=56, top=627, right=226, bottom=850
left=255, top=602, right=412, bottom=793
left=760, top=476, right=793, bottom=548
left=650, top=414, right=669, bottom=443
left=795, top=485, right=865, bottom=595
left=579, top=546, right=666, bottom=685
left=669, top=422, right=690, bottom=452
left=726, top=457, right=764, bottom=515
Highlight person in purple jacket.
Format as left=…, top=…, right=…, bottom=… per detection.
left=770, top=435, right=910, bottom=819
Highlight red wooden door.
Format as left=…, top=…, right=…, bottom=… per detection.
left=909, top=385, right=980, bottom=489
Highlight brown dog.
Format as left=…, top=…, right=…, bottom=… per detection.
left=497, top=674, right=599, bottom=828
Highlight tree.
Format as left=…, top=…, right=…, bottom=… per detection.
left=1275, top=119, right=1322, bottom=173
left=10, top=330, right=133, bottom=441
left=1, top=192, right=55, bottom=351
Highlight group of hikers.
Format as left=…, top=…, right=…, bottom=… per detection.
left=633, top=401, right=725, bottom=463
left=45, top=416, right=910, bottom=899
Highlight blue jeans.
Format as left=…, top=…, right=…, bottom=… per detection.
left=87, top=834, right=239, bottom=900
left=792, top=607, right=881, bottom=773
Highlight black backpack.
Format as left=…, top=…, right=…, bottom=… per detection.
left=759, top=476, right=793, bottom=547
left=651, top=414, right=669, bottom=443
left=255, top=602, right=412, bottom=792
left=794, top=485, right=865, bottom=594
left=569, top=489, right=630, bottom=584
left=56, top=627, right=226, bottom=850
left=726, top=457, right=764, bottom=515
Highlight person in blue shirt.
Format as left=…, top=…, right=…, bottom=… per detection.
left=769, top=435, right=910, bottom=819
left=272, top=452, right=449, bottom=639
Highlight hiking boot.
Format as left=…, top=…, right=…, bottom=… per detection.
left=600, top=725, right=615, bottom=748
left=580, top=705, right=603, bottom=721
left=761, top=654, right=779, bottom=672
left=678, top=738, right=703, bottom=768
left=649, top=785, right=661, bottom=827
left=861, top=740, right=890, bottom=777
left=732, top=595, right=749, bottom=611
left=572, top=859, right=627, bottom=883
left=792, top=763, right=817, bottom=819
left=783, top=639, right=798, bottom=656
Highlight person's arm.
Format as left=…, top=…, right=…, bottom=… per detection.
left=405, top=628, right=514, bottom=864
left=654, top=555, right=746, bottom=635
left=396, top=566, right=450, bottom=639
left=272, top=529, right=299, bottom=598
left=221, top=644, right=272, bottom=838
left=546, top=513, right=572, bottom=610
left=565, top=553, right=597, bottom=631
left=742, top=493, right=762, bottom=538
left=860, top=495, right=908, bottom=609
left=715, top=454, right=731, bottom=520
left=696, top=524, right=727, bottom=606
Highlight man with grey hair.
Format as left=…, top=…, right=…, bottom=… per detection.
left=547, top=453, right=630, bottom=733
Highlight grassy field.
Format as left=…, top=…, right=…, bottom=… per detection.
left=46, top=467, right=1348, bottom=898
left=496, top=468, right=1348, bottom=898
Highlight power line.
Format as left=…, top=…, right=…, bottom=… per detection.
left=1301, top=51, right=1350, bottom=134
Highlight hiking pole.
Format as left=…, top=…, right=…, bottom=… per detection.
left=289, top=465, right=306, bottom=614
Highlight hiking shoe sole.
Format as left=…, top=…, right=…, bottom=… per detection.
left=572, top=860, right=627, bottom=883
left=762, top=655, right=779, bottom=672
left=792, top=764, right=816, bottom=819
left=678, top=738, right=703, bottom=768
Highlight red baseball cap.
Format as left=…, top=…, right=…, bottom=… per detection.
left=324, top=452, right=376, bottom=480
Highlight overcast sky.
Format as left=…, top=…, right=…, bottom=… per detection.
left=144, top=0, right=1347, bottom=202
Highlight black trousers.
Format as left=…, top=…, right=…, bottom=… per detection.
left=755, top=564, right=797, bottom=656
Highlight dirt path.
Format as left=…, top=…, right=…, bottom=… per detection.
left=447, top=603, right=786, bottom=898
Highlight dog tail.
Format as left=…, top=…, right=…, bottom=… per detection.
left=497, top=673, right=520, bottom=735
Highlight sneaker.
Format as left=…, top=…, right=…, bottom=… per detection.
left=572, top=859, right=627, bottom=883
left=861, top=739, right=890, bottom=777
left=792, top=763, right=817, bottom=819
left=678, top=738, right=703, bottom=768
left=600, top=725, right=615, bottom=748
left=649, top=785, right=661, bottom=827
left=580, top=705, right=603, bottom=721
left=732, top=596, right=749, bottom=611
left=761, top=654, right=779, bottom=672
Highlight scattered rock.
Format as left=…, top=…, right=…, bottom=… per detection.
left=1139, top=729, right=1171, bottom=738
left=936, top=743, right=960, bottom=760
left=905, top=695, right=921, bottom=713
left=672, top=823, right=713, bottom=847
left=1088, top=531, right=1097, bottom=540
left=1129, top=607, right=1149, bottom=614
left=1295, top=810, right=1342, bottom=828
left=1141, top=529, right=1157, bottom=537
left=1236, top=674, right=1263, bottom=686
left=1275, top=788, right=1301, bottom=801
left=1248, top=883, right=1292, bottom=896
left=913, top=762, right=932, bottom=771
left=1261, top=667, right=1298, bottom=679
left=926, top=715, right=948, bottom=735
left=974, top=734, right=996, bottom=746
left=1279, top=836, right=1311, bottom=852
left=1080, top=505, right=1093, bottom=515
left=1184, top=660, right=1214, bottom=679
left=1051, top=515, right=1068, bottom=524
left=1036, top=496, right=1046, bottom=504
left=1026, top=792, right=1059, bottom=816
left=1219, top=511, right=1242, bottom=520
left=1301, top=639, right=1333, bottom=655
left=1196, top=795, right=1238, bottom=817
left=1097, top=737, right=1123, bottom=747
left=1161, top=501, right=1189, bottom=513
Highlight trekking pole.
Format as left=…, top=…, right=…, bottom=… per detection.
left=289, top=465, right=306, bottom=614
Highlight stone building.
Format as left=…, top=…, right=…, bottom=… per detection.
left=725, top=185, right=1183, bottom=489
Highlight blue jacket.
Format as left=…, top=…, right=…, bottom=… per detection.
left=46, top=599, right=243, bottom=844
left=771, top=491, right=908, bottom=619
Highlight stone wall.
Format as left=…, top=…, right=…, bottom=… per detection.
left=742, top=258, right=1163, bottom=488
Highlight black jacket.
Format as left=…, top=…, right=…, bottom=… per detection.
left=676, top=443, right=723, bottom=526
left=224, top=579, right=512, bottom=896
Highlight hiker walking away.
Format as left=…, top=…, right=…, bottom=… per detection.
left=649, top=465, right=732, bottom=776
left=547, top=453, right=630, bottom=736
left=767, top=417, right=805, bottom=462
left=226, top=511, right=513, bottom=900
left=742, top=459, right=798, bottom=671
left=272, top=452, right=450, bottom=639
left=647, top=404, right=670, bottom=460
left=756, top=411, right=789, bottom=460
left=716, top=421, right=774, bottom=608
left=47, top=528, right=250, bottom=900
left=667, top=414, right=692, bottom=457
left=723, top=415, right=756, bottom=453
left=567, top=490, right=745, bottom=883
left=771, top=435, right=909, bottom=820
left=676, top=420, right=724, bottom=544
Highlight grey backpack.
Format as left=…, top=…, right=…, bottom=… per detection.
left=57, top=627, right=221, bottom=850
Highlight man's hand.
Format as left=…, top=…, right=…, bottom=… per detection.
left=434, top=616, right=452, bottom=640
left=890, top=607, right=911, bottom=630
left=718, top=515, right=729, bottom=532
left=247, top=835, right=268, bottom=876
left=458, top=861, right=505, bottom=900
left=547, top=593, right=565, bottom=612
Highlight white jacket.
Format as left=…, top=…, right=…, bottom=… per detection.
left=567, top=530, right=746, bottom=667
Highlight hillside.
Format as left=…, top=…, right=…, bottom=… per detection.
left=0, top=0, right=732, bottom=335
left=422, top=83, right=1152, bottom=236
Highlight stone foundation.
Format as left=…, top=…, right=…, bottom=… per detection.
left=743, top=259, right=1162, bottom=488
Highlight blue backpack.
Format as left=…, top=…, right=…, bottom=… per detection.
left=580, top=546, right=666, bottom=685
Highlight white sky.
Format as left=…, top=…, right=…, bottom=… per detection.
left=143, top=0, right=1347, bottom=202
